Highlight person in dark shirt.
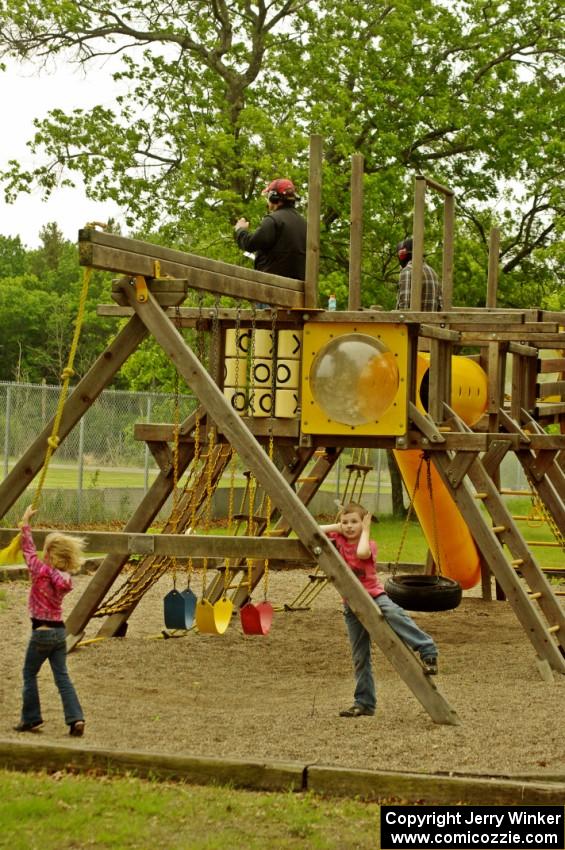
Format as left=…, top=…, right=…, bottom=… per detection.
left=234, top=178, right=307, bottom=281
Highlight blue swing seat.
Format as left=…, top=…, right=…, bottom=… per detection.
left=163, top=588, right=197, bottom=630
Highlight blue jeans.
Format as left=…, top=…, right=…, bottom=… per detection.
left=21, top=627, right=84, bottom=727
left=343, top=594, right=437, bottom=712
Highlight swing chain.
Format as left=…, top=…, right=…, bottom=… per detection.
left=426, top=454, right=443, bottom=575
left=527, top=470, right=564, bottom=548
left=393, top=452, right=425, bottom=574
left=169, top=305, right=183, bottom=589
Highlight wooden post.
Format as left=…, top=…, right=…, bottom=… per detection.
left=305, top=134, right=323, bottom=309
left=348, top=153, right=364, bottom=310
left=410, top=177, right=426, bottom=310
left=487, top=227, right=500, bottom=308
left=442, top=194, right=455, bottom=310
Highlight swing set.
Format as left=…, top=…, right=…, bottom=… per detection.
left=1, top=139, right=564, bottom=728
left=159, top=309, right=277, bottom=636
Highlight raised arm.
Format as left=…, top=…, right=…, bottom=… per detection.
left=356, top=513, right=372, bottom=560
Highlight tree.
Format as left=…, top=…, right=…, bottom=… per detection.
left=0, top=0, right=562, bottom=309
left=0, top=226, right=117, bottom=383
left=0, top=233, right=27, bottom=277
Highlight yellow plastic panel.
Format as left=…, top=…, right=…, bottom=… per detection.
left=301, top=323, right=409, bottom=435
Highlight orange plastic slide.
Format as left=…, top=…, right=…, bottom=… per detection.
left=392, top=354, right=488, bottom=589
left=393, top=449, right=481, bottom=589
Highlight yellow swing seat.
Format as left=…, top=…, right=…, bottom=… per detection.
left=195, top=598, right=233, bottom=635
left=0, top=532, right=23, bottom=566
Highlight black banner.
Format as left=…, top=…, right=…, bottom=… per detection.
left=381, top=806, right=564, bottom=850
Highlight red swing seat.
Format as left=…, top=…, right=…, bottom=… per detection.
left=240, top=601, right=274, bottom=635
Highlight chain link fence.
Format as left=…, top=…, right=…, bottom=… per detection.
left=0, top=381, right=530, bottom=527
left=0, top=381, right=196, bottom=525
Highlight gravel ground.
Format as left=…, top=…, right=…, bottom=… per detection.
left=1, top=568, right=564, bottom=779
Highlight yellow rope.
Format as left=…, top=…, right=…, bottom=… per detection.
left=0, top=266, right=92, bottom=566
left=33, top=266, right=92, bottom=509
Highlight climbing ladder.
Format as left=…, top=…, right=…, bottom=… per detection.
left=431, top=408, right=565, bottom=675
left=94, top=437, right=232, bottom=639
left=204, top=446, right=343, bottom=609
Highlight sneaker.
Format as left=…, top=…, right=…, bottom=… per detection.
left=69, top=720, right=85, bottom=737
left=339, top=704, right=375, bottom=717
left=422, top=656, right=438, bottom=676
left=13, top=721, right=43, bottom=732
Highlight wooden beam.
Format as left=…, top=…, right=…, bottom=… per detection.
left=410, top=177, right=426, bottom=311
left=134, top=418, right=300, bottom=443
left=305, top=134, right=323, bottom=308
left=419, top=324, right=460, bottom=342
left=442, top=193, right=455, bottom=310
left=423, top=176, right=454, bottom=197
left=79, top=228, right=304, bottom=291
left=539, top=357, right=565, bottom=373
left=97, top=304, right=303, bottom=327
left=486, top=227, right=500, bottom=308
left=82, top=242, right=303, bottom=309
left=348, top=153, right=364, bottom=310
left=0, top=528, right=316, bottom=561
left=462, top=332, right=565, bottom=345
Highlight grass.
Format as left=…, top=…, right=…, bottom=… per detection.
left=0, top=769, right=381, bottom=850
left=369, top=511, right=564, bottom=570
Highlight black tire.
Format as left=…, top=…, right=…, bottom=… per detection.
left=384, top=575, right=462, bottom=612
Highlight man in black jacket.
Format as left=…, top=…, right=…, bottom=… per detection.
left=234, top=178, right=307, bottom=282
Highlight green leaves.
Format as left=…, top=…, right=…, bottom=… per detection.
left=0, top=0, right=562, bottom=307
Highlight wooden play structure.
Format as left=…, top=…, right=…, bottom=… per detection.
left=0, top=136, right=563, bottom=727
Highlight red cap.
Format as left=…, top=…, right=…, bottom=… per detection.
left=262, top=178, right=297, bottom=199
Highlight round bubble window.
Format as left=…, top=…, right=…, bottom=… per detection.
left=309, top=334, right=400, bottom=426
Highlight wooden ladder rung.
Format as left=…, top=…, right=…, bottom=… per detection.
left=233, top=513, right=265, bottom=522
left=224, top=582, right=247, bottom=592
left=345, top=463, right=372, bottom=472
left=525, top=541, right=561, bottom=548
left=511, top=558, right=525, bottom=566
left=548, top=625, right=560, bottom=634
left=492, top=526, right=506, bottom=533
left=297, top=476, right=320, bottom=483
left=474, top=492, right=488, bottom=500
left=530, top=592, right=543, bottom=600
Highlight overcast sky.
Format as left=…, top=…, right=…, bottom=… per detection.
left=0, top=63, right=124, bottom=248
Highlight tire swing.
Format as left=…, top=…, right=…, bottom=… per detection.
left=385, top=453, right=462, bottom=612
left=163, top=370, right=197, bottom=630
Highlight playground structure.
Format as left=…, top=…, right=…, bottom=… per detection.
left=0, top=136, right=563, bottom=727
